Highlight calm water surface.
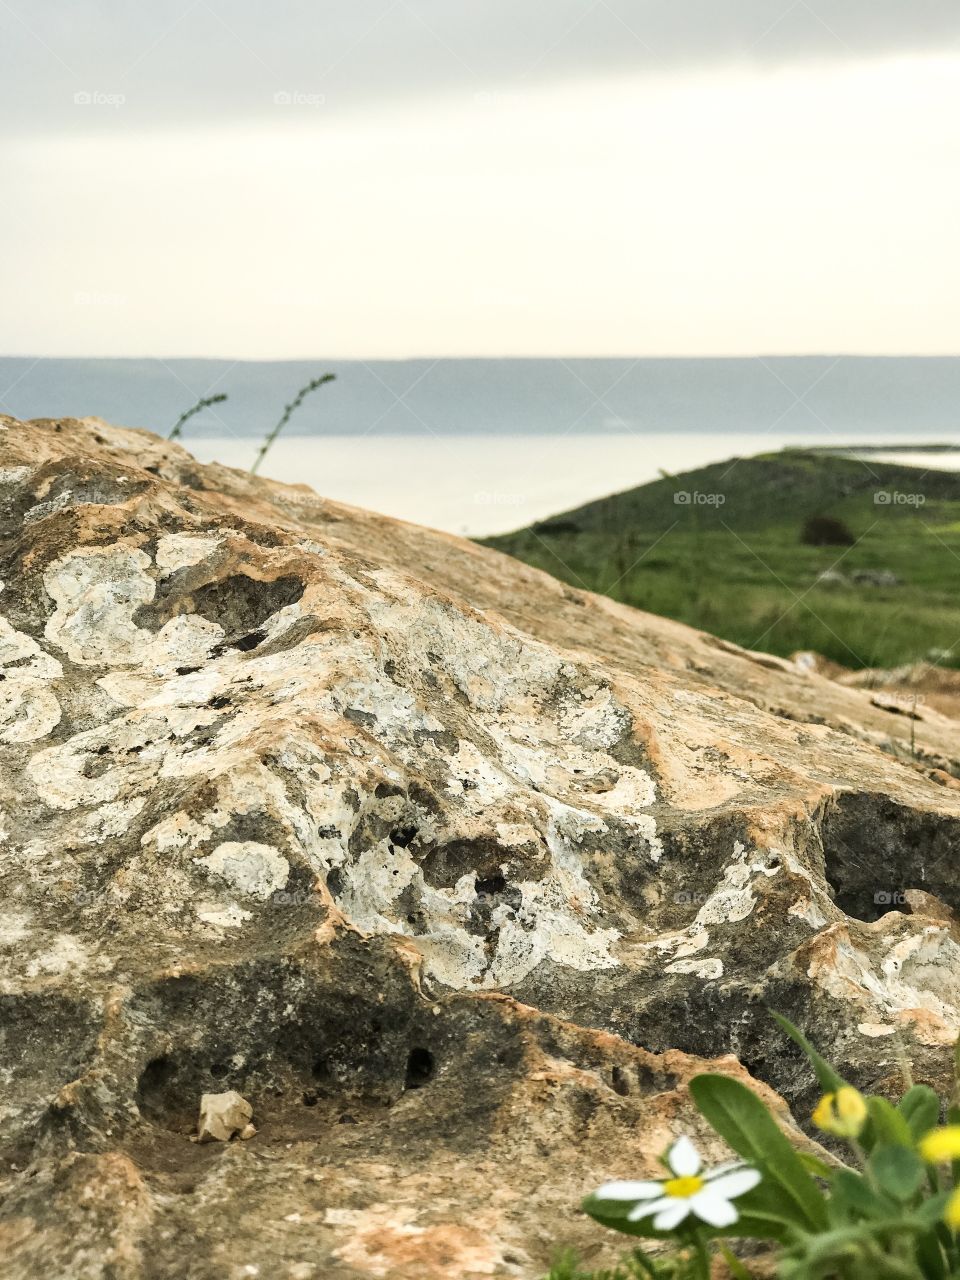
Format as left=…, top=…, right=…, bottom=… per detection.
left=186, top=432, right=960, bottom=537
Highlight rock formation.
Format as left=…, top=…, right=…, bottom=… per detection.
left=1, top=416, right=958, bottom=1278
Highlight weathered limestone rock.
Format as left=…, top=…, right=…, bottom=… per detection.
left=0, top=416, right=958, bottom=1278
left=795, top=649, right=960, bottom=722
left=195, top=1091, right=253, bottom=1143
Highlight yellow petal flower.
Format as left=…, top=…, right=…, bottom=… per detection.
left=920, top=1126, right=960, bottom=1164
left=811, top=1094, right=836, bottom=1132
left=811, top=1087, right=867, bottom=1138
left=834, top=1087, right=868, bottom=1130
left=946, top=1186, right=960, bottom=1232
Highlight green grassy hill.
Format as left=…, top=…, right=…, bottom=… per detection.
left=484, top=450, right=960, bottom=669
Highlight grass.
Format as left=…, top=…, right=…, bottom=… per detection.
left=484, top=450, right=960, bottom=670
left=543, top=1249, right=659, bottom=1280
left=542, top=1247, right=726, bottom=1280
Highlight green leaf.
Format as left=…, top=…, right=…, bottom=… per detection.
left=828, top=1169, right=892, bottom=1222
left=869, top=1145, right=925, bottom=1202
left=770, top=1012, right=846, bottom=1094
left=865, top=1096, right=915, bottom=1151
left=797, top=1151, right=837, bottom=1180
left=719, top=1246, right=752, bottom=1280
left=916, top=1229, right=947, bottom=1280
left=625, top=1250, right=662, bottom=1280
left=898, top=1085, right=941, bottom=1142
left=912, top=1191, right=952, bottom=1227
left=689, top=1074, right=829, bottom=1232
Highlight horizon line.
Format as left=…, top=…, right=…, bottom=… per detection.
left=2, top=352, right=960, bottom=363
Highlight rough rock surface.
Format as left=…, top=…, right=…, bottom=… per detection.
left=1, top=416, right=959, bottom=1278
left=794, top=650, right=960, bottom=722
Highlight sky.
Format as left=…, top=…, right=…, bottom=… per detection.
left=1, top=1, right=959, bottom=358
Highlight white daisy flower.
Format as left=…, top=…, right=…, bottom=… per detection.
left=594, top=1136, right=762, bottom=1231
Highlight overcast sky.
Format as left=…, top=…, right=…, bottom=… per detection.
left=1, top=1, right=959, bottom=357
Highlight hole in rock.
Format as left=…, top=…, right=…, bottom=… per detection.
left=191, top=574, right=305, bottom=631
left=389, top=827, right=418, bottom=848
left=611, top=1066, right=631, bottom=1096
left=140, top=572, right=305, bottom=647
left=475, top=874, right=507, bottom=897
left=232, top=629, right=266, bottom=652
left=404, top=1048, right=434, bottom=1090
left=209, top=1062, right=229, bottom=1079
left=136, top=1055, right=194, bottom=1130
left=821, top=793, right=960, bottom=922
left=418, top=836, right=517, bottom=890
left=139, top=1055, right=175, bottom=1096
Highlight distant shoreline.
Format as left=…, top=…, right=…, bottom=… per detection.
left=803, top=443, right=960, bottom=454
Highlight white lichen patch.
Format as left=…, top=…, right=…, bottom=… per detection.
left=155, top=533, right=223, bottom=577
left=196, top=902, right=253, bottom=929
left=25, top=934, right=91, bottom=978
left=444, top=740, right=521, bottom=802
left=362, top=591, right=562, bottom=714
left=0, top=618, right=63, bottom=680
left=44, top=546, right=156, bottom=665
left=149, top=615, right=225, bottom=673
left=671, top=929, right=711, bottom=958
left=481, top=871, right=620, bottom=988
left=774, top=846, right=834, bottom=931
left=27, top=713, right=171, bottom=810
left=0, top=912, right=31, bottom=948
left=665, top=957, right=724, bottom=980
left=195, top=841, right=290, bottom=900
left=98, top=617, right=225, bottom=710
left=880, top=927, right=960, bottom=1025
left=0, top=680, right=61, bottom=744
left=342, top=848, right=426, bottom=932
left=70, top=799, right=147, bottom=844
left=693, top=842, right=779, bottom=928
left=333, top=783, right=622, bottom=989
left=806, top=923, right=960, bottom=1046
left=0, top=617, right=63, bottom=743
left=141, top=811, right=215, bottom=854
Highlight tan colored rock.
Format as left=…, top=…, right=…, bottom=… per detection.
left=196, top=1090, right=254, bottom=1143
left=794, top=649, right=960, bottom=722
left=0, top=415, right=957, bottom=1278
